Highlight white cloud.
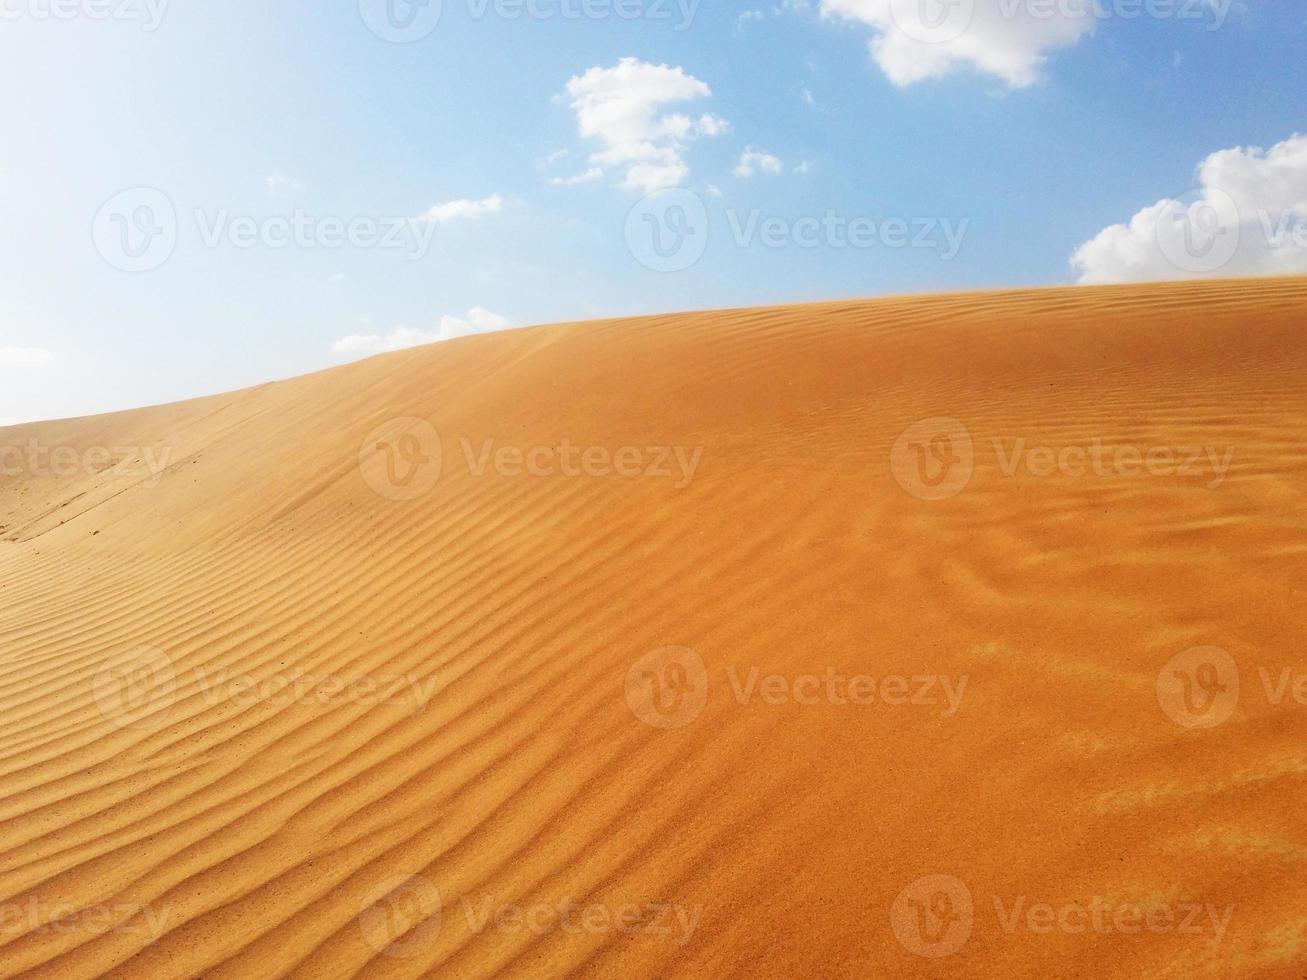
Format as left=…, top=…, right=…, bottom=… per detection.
left=549, top=168, right=605, bottom=187
left=735, top=148, right=784, bottom=178
left=1072, top=135, right=1307, bottom=284
left=562, top=58, right=730, bottom=193
left=422, top=194, right=504, bottom=223
left=820, top=0, right=1094, bottom=89
left=0, top=346, right=54, bottom=369
left=794, top=160, right=812, bottom=174
left=266, top=173, right=302, bottom=196
left=698, top=113, right=733, bottom=137
left=333, top=308, right=514, bottom=358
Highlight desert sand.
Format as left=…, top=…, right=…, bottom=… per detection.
left=1, top=277, right=1306, bottom=978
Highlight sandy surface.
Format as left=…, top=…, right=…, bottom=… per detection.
left=1, top=277, right=1306, bottom=978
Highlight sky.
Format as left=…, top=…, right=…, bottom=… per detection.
left=1, top=0, right=1304, bottom=424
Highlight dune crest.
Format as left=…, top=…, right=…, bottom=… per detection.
left=2, top=278, right=1307, bottom=978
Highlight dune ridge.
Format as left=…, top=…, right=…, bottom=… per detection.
left=1, top=277, right=1306, bottom=978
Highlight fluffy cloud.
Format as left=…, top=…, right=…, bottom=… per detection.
left=735, top=148, right=784, bottom=177
left=820, top=0, right=1094, bottom=89
left=0, top=346, right=54, bottom=369
left=1072, top=135, right=1307, bottom=284
left=422, top=194, right=503, bottom=223
left=333, top=308, right=513, bottom=358
left=548, top=168, right=605, bottom=187
left=265, top=173, right=302, bottom=196
left=698, top=114, right=733, bottom=137
left=562, top=58, right=730, bottom=193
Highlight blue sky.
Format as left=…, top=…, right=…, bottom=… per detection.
left=1, top=0, right=1304, bottom=423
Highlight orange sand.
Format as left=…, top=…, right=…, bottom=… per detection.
left=1, top=277, right=1306, bottom=978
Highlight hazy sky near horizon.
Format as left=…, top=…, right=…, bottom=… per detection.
left=1, top=0, right=1305, bottom=423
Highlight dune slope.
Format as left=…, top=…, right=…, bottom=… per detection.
left=2, top=278, right=1306, bottom=978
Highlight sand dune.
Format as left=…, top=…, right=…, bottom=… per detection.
left=2, top=277, right=1306, bottom=978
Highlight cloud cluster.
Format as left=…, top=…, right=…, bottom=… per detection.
left=333, top=308, right=514, bottom=358
left=1072, top=135, right=1307, bottom=284
left=735, top=148, right=784, bottom=178
left=423, top=194, right=504, bottom=223
left=562, top=58, right=731, bottom=192
left=820, top=0, right=1094, bottom=89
